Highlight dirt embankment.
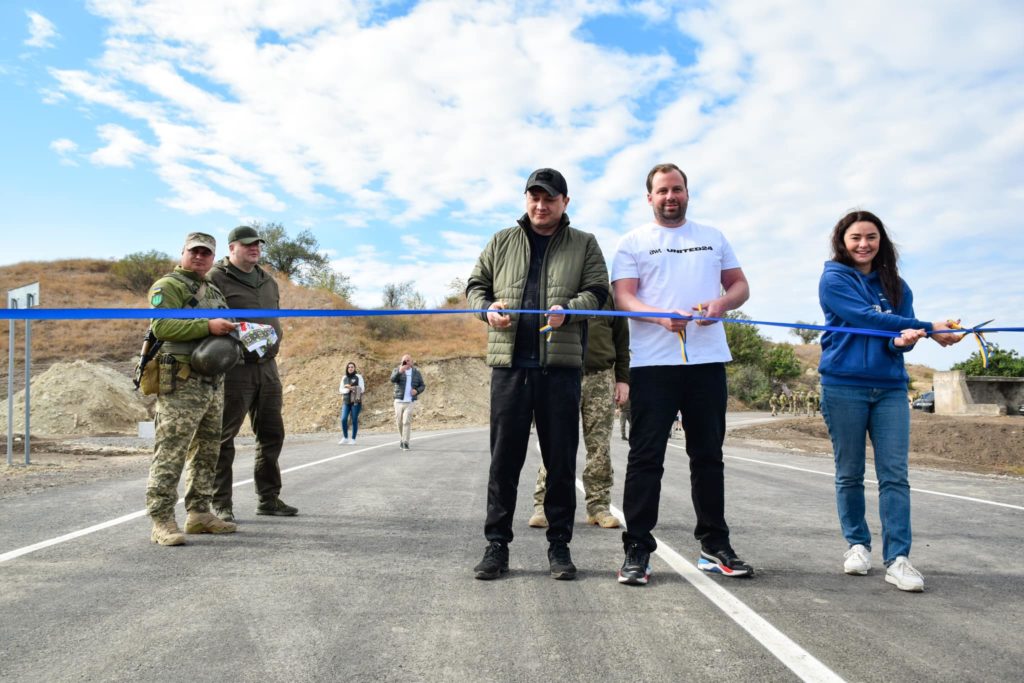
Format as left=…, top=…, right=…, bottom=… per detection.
left=730, top=412, right=1024, bottom=476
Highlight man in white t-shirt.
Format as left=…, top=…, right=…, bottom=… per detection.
left=611, top=163, right=754, bottom=585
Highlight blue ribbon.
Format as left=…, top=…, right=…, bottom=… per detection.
left=1, top=307, right=1021, bottom=340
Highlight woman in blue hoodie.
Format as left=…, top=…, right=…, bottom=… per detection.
left=818, top=210, right=959, bottom=592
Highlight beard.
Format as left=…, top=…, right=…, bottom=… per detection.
left=654, top=200, right=687, bottom=223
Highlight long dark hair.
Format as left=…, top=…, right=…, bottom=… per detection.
left=830, top=209, right=902, bottom=308
left=345, top=361, right=357, bottom=378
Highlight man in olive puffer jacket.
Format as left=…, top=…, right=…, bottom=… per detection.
left=466, top=168, right=609, bottom=581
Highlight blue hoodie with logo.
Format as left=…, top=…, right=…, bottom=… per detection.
left=817, top=261, right=933, bottom=389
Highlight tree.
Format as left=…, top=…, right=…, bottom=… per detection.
left=726, top=364, right=772, bottom=407
left=763, top=343, right=802, bottom=382
left=366, top=281, right=425, bottom=340
left=112, top=250, right=175, bottom=294
left=790, top=321, right=822, bottom=345
left=256, top=222, right=329, bottom=279
left=723, top=311, right=765, bottom=367
left=444, top=277, right=468, bottom=307
left=305, top=264, right=355, bottom=301
left=380, top=281, right=424, bottom=309
left=951, top=344, right=1024, bottom=377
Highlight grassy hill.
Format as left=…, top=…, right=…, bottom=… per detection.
left=1, top=259, right=489, bottom=434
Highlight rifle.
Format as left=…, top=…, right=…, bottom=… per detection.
left=132, top=329, right=164, bottom=391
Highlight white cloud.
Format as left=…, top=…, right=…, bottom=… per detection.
left=89, top=124, right=149, bottom=167
left=39, top=0, right=1024, bottom=364
left=25, top=11, right=58, bottom=49
left=49, top=138, right=78, bottom=166
left=49, top=0, right=672, bottom=223
left=50, top=138, right=78, bottom=154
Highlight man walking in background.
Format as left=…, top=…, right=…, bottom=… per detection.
left=210, top=225, right=296, bottom=520
left=390, top=353, right=425, bottom=450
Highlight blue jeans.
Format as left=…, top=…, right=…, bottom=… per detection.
left=820, top=384, right=912, bottom=564
left=340, top=402, right=361, bottom=439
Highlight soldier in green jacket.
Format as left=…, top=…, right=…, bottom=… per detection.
left=146, top=232, right=238, bottom=546
left=467, top=168, right=609, bottom=581
left=209, top=225, right=295, bottom=521
left=530, top=292, right=629, bottom=530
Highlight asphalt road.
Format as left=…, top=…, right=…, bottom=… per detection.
left=2, top=414, right=1022, bottom=682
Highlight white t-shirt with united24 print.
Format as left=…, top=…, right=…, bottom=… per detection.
left=611, top=220, right=741, bottom=367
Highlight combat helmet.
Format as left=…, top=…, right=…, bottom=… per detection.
left=190, top=335, right=242, bottom=376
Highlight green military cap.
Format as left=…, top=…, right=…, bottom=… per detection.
left=183, top=232, right=216, bottom=251
left=227, top=225, right=264, bottom=245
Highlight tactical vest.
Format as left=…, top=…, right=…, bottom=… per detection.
left=159, top=271, right=218, bottom=357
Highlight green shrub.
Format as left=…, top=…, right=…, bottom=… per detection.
left=112, top=251, right=174, bottom=294
left=727, top=364, right=772, bottom=407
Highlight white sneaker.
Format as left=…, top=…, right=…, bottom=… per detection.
left=885, top=556, right=924, bottom=592
left=843, top=544, right=871, bottom=575
left=350, top=438, right=356, bottom=445
left=338, top=438, right=346, bottom=444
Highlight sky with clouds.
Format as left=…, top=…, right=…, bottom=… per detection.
left=2, top=0, right=1022, bottom=370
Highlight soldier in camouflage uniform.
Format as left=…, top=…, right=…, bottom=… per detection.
left=769, top=392, right=778, bottom=416
left=530, top=294, right=629, bottom=529
left=146, top=232, right=239, bottom=546
left=618, top=398, right=631, bottom=440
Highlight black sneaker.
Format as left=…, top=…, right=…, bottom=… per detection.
left=255, top=497, right=299, bottom=516
left=618, top=543, right=652, bottom=585
left=474, top=541, right=509, bottom=580
left=698, top=547, right=754, bottom=577
left=548, top=542, right=577, bottom=580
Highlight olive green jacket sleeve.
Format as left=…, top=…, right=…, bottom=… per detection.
left=148, top=267, right=226, bottom=343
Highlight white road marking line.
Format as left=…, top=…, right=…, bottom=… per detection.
left=573, top=476, right=845, bottom=683
left=0, top=430, right=480, bottom=564
left=722, top=453, right=1024, bottom=511
left=0, top=510, right=149, bottom=564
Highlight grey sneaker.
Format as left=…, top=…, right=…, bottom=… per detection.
left=843, top=544, right=871, bottom=575
left=885, top=556, right=924, bottom=592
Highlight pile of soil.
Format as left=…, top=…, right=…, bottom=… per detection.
left=730, top=412, right=1024, bottom=476
left=0, top=360, right=150, bottom=437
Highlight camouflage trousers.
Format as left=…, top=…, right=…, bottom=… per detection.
left=147, top=376, right=225, bottom=521
left=533, top=368, right=615, bottom=515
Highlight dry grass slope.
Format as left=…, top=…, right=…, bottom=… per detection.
left=1, top=259, right=490, bottom=434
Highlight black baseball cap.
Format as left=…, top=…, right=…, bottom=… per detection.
left=227, top=225, right=264, bottom=245
left=525, top=168, right=568, bottom=197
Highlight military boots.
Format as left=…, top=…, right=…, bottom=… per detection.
left=151, top=518, right=186, bottom=546
left=586, top=509, right=621, bottom=528
left=185, top=510, right=238, bottom=534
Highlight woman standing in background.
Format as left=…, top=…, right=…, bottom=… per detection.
left=339, top=361, right=366, bottom=445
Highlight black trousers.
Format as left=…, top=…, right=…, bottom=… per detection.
left=622, top=363, right=730, bottom=553
left=485, top=367, right=581, bottom=545
left=213, top=360, right=286, bottom=507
